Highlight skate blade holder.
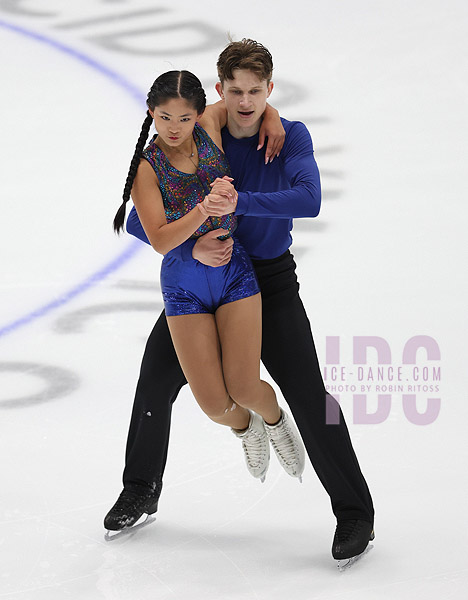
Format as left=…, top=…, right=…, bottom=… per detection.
left=105, top=514, right=156, bottom=541
left=258, top=473, right=303, bottom=483
left=337, top=543, right=374, bottom=571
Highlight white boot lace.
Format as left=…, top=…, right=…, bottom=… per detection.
left=268, top=420, right=299, bottom=466
left=243, top=428, right=268, bottom=468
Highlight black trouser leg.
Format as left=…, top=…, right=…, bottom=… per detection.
left=121, top=252, right=374, bottom=523
left=123, top=310, right=187, bottom=495
left=254, top=252, right=374, bottom=523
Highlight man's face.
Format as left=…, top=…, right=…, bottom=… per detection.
left=216, top=69, right=273, bottom=137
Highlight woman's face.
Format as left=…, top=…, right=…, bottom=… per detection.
left=150, top=97, right=201, bottom=148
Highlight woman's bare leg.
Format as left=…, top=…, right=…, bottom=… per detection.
left=166, top=313, right=250, bottom=430
left=215, top=294, right=281, bottom=425
left=217, top=294, right=306, bottom=480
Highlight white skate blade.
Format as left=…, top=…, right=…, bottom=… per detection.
left=337, top=543, right=373, bottom=571
left=104, top=514, right=156, bottom=541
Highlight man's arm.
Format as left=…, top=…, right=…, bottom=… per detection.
left=127, top=205, right=150, bottom=245
left=235, top=122, right=321, bottom=218
left=127, top=204, right=196, bottom=260
left=127, top=205, right=233, bottom=264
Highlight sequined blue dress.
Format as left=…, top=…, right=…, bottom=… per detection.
left=142, top=123, right=259, bottom=316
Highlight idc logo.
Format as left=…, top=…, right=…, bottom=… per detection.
left=325, top=336, right=441, bottom=426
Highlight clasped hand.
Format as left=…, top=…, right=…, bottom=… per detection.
left=198, top=176, right=238, bottom=217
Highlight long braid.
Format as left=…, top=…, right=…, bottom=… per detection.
left=113, top=70, right=206, bottom=234
left=113, top=111, right=153, bottom=233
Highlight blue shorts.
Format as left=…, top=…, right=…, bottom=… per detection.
left=161, top=240, right=260, bottom=316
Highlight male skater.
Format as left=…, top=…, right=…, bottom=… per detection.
left=105, top=39, right=374, bottom=563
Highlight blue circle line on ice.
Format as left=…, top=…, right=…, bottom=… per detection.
left=0, top=19, right=146, bottom=339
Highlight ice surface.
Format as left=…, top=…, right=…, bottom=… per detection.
left=1, top=1, right=467, bottom=598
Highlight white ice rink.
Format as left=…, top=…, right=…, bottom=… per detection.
left=1, top=1, right=467, bottom=598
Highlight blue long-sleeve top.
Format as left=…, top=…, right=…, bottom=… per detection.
left=126, top=118, right=321, bottom=261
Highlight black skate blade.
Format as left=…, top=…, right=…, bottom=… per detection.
left=104, top=514, right=156, bottom=542
left=337, top=543, right=373, bottom=571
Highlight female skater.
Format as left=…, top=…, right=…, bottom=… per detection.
left=113, top=70, right=304, bottom=482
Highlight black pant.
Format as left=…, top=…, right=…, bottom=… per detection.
left=123, top=251, right=374, bottom=522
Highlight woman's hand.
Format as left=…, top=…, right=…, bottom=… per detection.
left=258, top=104, right=285, bottom=164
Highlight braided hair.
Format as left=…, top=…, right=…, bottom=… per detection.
left=113, top=70, right=206, bottom=233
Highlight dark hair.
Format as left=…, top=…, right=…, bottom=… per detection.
left=113, top=70, right=206, bottom=233
left=217, top=38, right=273, bottom=84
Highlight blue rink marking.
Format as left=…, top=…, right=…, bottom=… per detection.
left=0, top=19, right=146, bottom=339
left=0, top=19, right=145, bottom=104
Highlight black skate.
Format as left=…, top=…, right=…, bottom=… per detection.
left=332, top=519, right=374, bottom=570
left=104, top=489, right=159, bottom=539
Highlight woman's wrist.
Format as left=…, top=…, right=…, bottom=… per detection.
left=197, top=201, right=209, bottom=217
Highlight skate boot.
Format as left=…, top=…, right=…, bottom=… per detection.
left=104, top=488, right=160, bottom=532
left=332, top=519, right=375, bottom=570
left=264, top=408, right=305, bottom=481
left=232, top=410, right=270, bottom=482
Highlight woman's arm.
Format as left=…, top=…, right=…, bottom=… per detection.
left=258, top=104, right=285, bottom=164
left=199, top=101, right=285, bottom=162
left=131, top=159, right=207, bottom=255
left=198, top=100, right=226, bottom=150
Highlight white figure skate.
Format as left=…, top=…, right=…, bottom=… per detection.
left=232, top=410, right=270, bottom=482
left=264, top=408, right=305, bottom=481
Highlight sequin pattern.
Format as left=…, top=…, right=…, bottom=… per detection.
left=142, top=124, right=236, bottom=238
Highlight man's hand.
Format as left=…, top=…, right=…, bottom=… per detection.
left=192, top=229, right=233, bottom=267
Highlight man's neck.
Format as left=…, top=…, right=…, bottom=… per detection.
left=226, top=114, right=261, bottom=139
